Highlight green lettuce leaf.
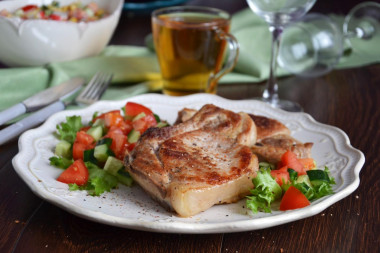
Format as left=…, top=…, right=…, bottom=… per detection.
left=67, top=163, right=119, bottom=196
left=247, top=163, right=336, bottom=214
left=56, top=115, right=82, bottom=144
left=246, top=167, right=282, bottom=213
left=49, top=156, right=73, bottom=169
left=85, top=162, right=118, bottom=196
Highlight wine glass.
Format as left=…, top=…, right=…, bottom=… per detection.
left=246, top=0, right=316, bottom=112
left=278, top=2, right=380, bottom=77
left=344, top=2, right=380, bottom=58
left=277, top=13, right=344, bottom=77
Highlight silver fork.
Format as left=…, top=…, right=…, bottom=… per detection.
left=0, top=72, right=113, bottom=145
left=75, top=72, right=113, bottom=106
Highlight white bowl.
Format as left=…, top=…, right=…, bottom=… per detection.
left=0, top=0, right=123, bottom=67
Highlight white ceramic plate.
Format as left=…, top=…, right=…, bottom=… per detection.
left=12, top=94, right=365, bottom=233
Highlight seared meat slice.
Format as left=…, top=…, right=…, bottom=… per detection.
left=124, top=104, right=258, bottom=217
left=174, top=108, right=313, bottom=165
left=251, top=134, right=313, bottom=164
left=248, top=114, right=290, bottom=141
left=174, top=108, right=290, bottom=141
left=174, top=108, right=197, bottom=124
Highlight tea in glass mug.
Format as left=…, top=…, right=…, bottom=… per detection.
left=152, top=6, right=239, bottom=96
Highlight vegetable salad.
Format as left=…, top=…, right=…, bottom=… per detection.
left=49, top=102, right=168, bottom=196
left=246, top=150, right=336, bottom=213
left=0, top=1, right=107, bottom=22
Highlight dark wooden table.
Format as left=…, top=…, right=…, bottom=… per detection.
left=1, top=1, right=379, bottom=252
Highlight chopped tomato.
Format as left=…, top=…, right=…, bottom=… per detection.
left=80, top=126, right=91, bottom=132
left=125, top=142, right=136, bottom=152
left=107, top=126, right=124, bottom=135
left=73, top=142, right=87, bottom=160
left=22, top=5, right=38, bottom=12
left=92, top=110, right=133, bottom=134
left=299, top=158, right=316, bottom=171
left=73, top=131, right=95, bottom=160
left=92, top=110, right=120, bottom=124
left=50, top=14, right=61, bottom=20
left=280, top=150, right=306, bottom=175
left=57, top=159, right=89, bottom=186
left=39, top=11, right=46, bottom=19
left=103, top=110, right=124, bottom=127
left=120, top=119, right=133, bottom=135
left=270, top=166, right=290, bottom=186
left=104, top=127, right=128, bottom=160
left=125, top=102, right=153, bottom=117
left=132, top=113, right=157, bottom=133
left=280, top=186, right=310, bottom=211
left=75, top=131, right=95, bottom=146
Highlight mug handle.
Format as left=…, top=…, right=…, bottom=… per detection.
left=208, top=30, right=240, bottom=93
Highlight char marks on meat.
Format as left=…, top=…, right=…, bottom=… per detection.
left=175, top=107, right=313, bottom=164
left=124, top=104, right=258, bottom=217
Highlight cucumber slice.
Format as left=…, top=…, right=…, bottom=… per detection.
left=96, top=137, right=112, bottom=146
left=94, top=144, right=112, bottom=162
left=296, top=175, right=312, bottom=187
left=127, top=129, right=141, bottom=143
left=124, top=114, right=134, bottom=121
left=307, top=170, right=330, bottom=186
left=117, top=170, right=133, bottom=186
left=84, top=149, right=97, bottom=164
left=87, top=125, right=103, bottom=141
left=55, top=140, right=72, bottom=159
left=104, top=156, right=124, bottom=176
left=156, top=121, right=169, bottom=128
left=154, top=113, right=161, bottom=123
left=132, top=112, right=146, bottom=122
left=92, top=118, right=105, bottom=128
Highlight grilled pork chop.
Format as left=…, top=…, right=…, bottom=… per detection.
left=248, top=114, right=290, bottom=141
left=175, top=108, right=313, bottom=164
left=124, top=104, right=258, bottom=217
left=175, top=108, right=289, bottom=141
left=251, top=134, right=313, bottom=164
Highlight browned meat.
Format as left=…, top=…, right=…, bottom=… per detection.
left=251, top=134, right=313, bottom=164
left=124, top=104, right=258, bottom=217
left=174, top=108, right=313, bottom=165
left=174, top=108, right=290, bottom=141
left=174, top=108, right=197, bottom=124
left=248, top=114, right=290, bottom=141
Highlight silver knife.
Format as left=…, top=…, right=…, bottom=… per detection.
left=0, top=86, right=82, bottom=146
left=0, top=77, right=85, bottom=125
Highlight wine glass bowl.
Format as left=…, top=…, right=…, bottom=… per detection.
left=344, top=1, right=380, bottom=58
left=277, top=2, right=379, bottom=78
left=278, top=13, right=344, bottom=77
left=247, top=0, right=316, bottom=25
left=246, top=0, right=316, bottom=112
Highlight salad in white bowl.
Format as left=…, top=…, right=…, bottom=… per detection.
left=0, top=0, right=123, bottom=67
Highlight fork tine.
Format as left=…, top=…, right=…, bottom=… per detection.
left=76, top=72, right=113, bottom=105
left=93, top=73, right=113, bottom=101
left=79, top=72, right=102, bottom=99
left=84, top=72, right=105, bottom=100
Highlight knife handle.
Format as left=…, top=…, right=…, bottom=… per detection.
left=0, top=101, right=65, bottom=145
left=0, top=103, right=27, bottom=126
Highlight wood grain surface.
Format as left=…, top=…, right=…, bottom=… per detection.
left=1, top=0, right=378, bottom=252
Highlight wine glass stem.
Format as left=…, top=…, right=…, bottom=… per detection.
left=263, top=26, right=283, bottom=105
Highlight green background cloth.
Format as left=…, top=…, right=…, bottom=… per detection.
left=0, top=8, right=378, bottom=112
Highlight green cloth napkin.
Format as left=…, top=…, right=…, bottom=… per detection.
left=0, top=46, right=160, bottom=112
left=0, top=8, right=378, bottom=112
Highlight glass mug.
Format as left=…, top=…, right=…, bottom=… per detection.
left=152, top=6, right=239, bottom=96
